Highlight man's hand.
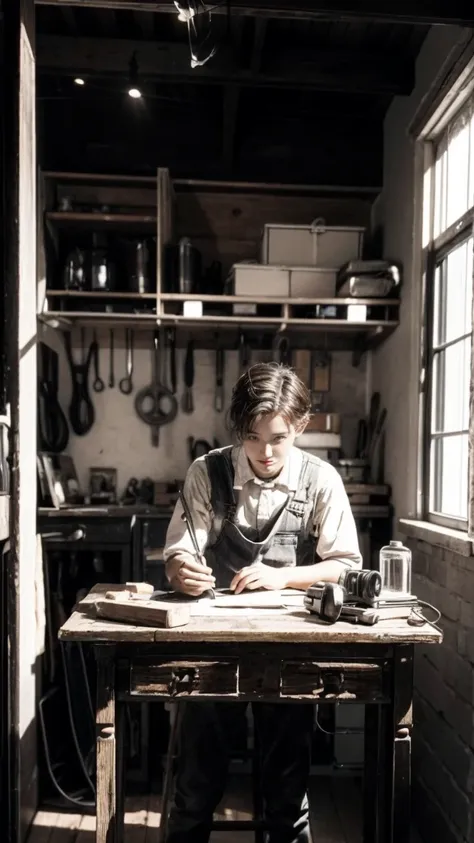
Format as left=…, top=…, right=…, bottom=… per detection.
left=230, top=563, right=289, bottom=594
left=166, top=553, right=216, bottom=597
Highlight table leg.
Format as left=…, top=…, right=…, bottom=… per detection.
left=96, top=645, right=117, bottom=843
left=386, top=645, right=414, bottom=843
left=116, top=701, right=125, bottom=843
left=363, top=704, right=384, bottom=843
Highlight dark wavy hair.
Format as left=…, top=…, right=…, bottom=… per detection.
left=228, top=363, right=311, bottom=439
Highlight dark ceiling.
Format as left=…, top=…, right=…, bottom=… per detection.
left=34, top=1, right=443, bottom=187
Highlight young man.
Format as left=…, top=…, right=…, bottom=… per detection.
left=163, top=363, right=361, bottom=843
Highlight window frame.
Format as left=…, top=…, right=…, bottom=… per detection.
left=421, top=126, right=473, bottom=532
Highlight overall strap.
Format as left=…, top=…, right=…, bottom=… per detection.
left=204, top=446, right=237, bottom=519
left=279, top=452, right=322, bottom=531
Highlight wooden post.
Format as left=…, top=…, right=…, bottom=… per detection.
left=115, top=700, right=125, bottom=843
left=363, top=704, right=384, bottom=843
left=386, top=644, right=413, bottom=843
left=96, top=645, right=117, bottom=843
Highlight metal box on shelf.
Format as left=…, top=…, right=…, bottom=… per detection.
left=231, top=263, right=290, bottom=297
left=261, top=222, right=365, bottom=268
left=289, top=267, right=337, bottom=298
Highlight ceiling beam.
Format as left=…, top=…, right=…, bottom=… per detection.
left=134, top=10, right=155, bottom=39
left=94, top=8, right=119, bottom=35
left=222, top=85, right=240, bottom=173
left=36, top=35, right=414, bottom=95
left=250, top=18, right=267, bottom=75
left=34, top=0, right=474, bottom=26
left=59, top=5, right=77, bottom=33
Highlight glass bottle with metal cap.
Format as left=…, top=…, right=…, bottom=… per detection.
left=379, top=540, right=412, bottom=599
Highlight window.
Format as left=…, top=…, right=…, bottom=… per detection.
left=423, top=99, right=474, bottom=530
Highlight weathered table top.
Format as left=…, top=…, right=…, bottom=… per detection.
left=58, top=584, right=443, bottom=646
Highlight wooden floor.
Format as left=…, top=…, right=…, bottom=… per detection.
left=28, top=776, right=422, bottom=843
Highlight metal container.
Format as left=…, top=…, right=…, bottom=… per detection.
left=231, top=264, right=290, bottom=297
left=163, top=239, right=202, bottom=294
left=121, top=238, right=155, bottom=294
left=261, top=220, right=365, bottom=268
left=289, top=267, right=337, bottom=297
left=336, top=260, right=400, bottom=298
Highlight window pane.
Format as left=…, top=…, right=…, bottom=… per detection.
left=433, top=135, right=447, bottom=239
left=434, top=237, right=473, bottom=346
left=430, top=434, right=468, bottom=520
left=431, top=338, right=471, bottom=433
left=446, top=110, right=471, bottom=229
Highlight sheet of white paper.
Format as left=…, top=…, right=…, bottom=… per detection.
left=190, top=590, right=306, bottom=612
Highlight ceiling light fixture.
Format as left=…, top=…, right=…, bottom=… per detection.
left=174, top=1, right=194, bottom=21
left=74, top=77, right=85, bottom=86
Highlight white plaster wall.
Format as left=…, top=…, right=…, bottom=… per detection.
left=38, top=324, right=367, bottom=496
left=372, top=25, right=466, bottom=522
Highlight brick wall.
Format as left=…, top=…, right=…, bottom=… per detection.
left=402, top=533, right=474, bottom=843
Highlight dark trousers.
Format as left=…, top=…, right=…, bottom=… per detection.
left=165, top=702, right=314, bottom=843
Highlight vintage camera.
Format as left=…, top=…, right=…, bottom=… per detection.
left=304, top=568, right=382, bottom=625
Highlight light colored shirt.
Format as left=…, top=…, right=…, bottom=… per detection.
left=164, top=446, right=362, bottom=569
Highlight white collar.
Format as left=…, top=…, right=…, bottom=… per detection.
left=231, top=445, right=302, bottom=491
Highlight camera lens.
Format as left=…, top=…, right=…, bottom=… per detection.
left=360, top=571, right=382, bottom=600
left=344, top=569, right=381, bottom=602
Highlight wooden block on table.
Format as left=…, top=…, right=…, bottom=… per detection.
left=125, top=581, right=155, bottom=594
left=95, top=597, right=190, bottom=628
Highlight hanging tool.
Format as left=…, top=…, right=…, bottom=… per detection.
left=215, top=337, right=224, bottom=412
left=188, top=437, right=220, bottom=461
left=369, top=406, right=387, bottom=482
left=238, top=331, right=251, bottom=375
left=272, top=334, right=291, bottom=365
left=108, top=329, right=115, bottom=389
left=134, top=330, right=178, bottom=446
left=309, top=350, right=331, bottom=411
left=355, top=419, right=368, bottom=459
left=63, top=330, right=95, bottom=436
left=91, top=331, right=105, bottom=393
left=38, top=343, right=69, bottom=453
left=119, top=328, right=134, bottom=395
left=361, top=392, right=381, bottom=460
left=167, top=328, right=177, bottom=395
left=182, top=340, right=195, bottom=414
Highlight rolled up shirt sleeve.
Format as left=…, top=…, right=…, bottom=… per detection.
left=313, top=465, right=362, bottom=568
left=163, top=457, right=213, bottom=562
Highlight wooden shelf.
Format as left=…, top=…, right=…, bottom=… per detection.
left=45, top=211, right=157, bottom=231
left=45, top=290, right=400, bottom=307
left=46, top=290, right=157, bottom=300
left=38, top=310, right=397, bottom=353
left=41, top=293, right=399, bottom=354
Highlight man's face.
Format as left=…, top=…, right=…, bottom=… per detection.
left=242, top=412, right=304, bottom=479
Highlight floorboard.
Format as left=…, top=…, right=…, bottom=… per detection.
left=27, top=776, right=422, bottom=843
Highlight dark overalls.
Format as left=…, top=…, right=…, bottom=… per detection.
left=166, top=447, right=322, bottom=843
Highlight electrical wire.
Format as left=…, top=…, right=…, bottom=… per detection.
left=407, top=599, right=442, bottom=632
left=174, top=0, right=229, bottom=68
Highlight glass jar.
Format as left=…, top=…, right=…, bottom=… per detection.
left=379, top=540, right=412, bottom=599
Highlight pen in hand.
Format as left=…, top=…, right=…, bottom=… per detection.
left=177, top=487, right=216, bottom=599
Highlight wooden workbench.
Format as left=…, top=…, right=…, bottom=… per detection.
left=59, top=584, right=442, bottom=843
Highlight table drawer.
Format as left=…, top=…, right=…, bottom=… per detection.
left=130, top=659, right=239, bottom=698
left=280, top=660, right=388, bottom=701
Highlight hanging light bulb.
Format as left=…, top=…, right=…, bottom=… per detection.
left=174, top=1, right=194, bottom=22
left=74, top=77, right=85, bottom=86
left=127, top=52, right=142, bottom=99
